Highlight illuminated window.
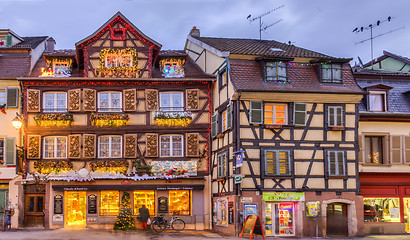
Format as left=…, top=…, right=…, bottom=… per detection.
left=216, top=198, right=228, bottom=226
left=105, top=52, right=132, bottom=68
left=369, top=91, right=386, bottom=112
left=43, top=136, right=67, bottom=159
left=169, top=190, right=190, bottom=216
left=327, top=151, right=345, bottom=176
left=365, top=136, right=384, bottom=164
left=264, top=104, right=287, bottom=125
left=160, top=92, right=183, bottom=111
left=328, top=106, right=343, bottom=127
left=98, top=136, right=122, bottom=158
left=98, top=92, right=122, bottom=112
left=321, top=64, right=342, bottom=83
left=53, top=61, right=71, bottom=77
left=222, top=110, right=227, bottom=132
left=160, top=135, right=183, bottom=157
left=100, top=191, right=120, bottom=216
left=266, top=62, right=287, bottom=82
left=134, top=191, right=155, bottom=216
left=265, top=150, right=290, bottom=176
left=43, top=92, right=67, bottom=112
left=364, top=198, right=400, bottom=223
left=218, top=69, right=227, bottom=87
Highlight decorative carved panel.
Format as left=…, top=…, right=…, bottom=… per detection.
left=27, top=135, right=41, bottom=159
left=27, top=89, right=40, bottom=112
left=186, top=89, right=199, bottom=110
left=124, top=134, right=137, bottom=158
left=82, top=89, right=96, bottom=111
left=68, top=89, right=81, bottom=111
left=83, top=134, right=96, bottom=158
left=123, top=89, right=137, bottom=111
left=186, top=133, right=199, bottom=157
left=145, top=89, right=158, bottom=111
left=68, top=135, right=81, bottom=158
left=146, top=134, right=158, bottom=157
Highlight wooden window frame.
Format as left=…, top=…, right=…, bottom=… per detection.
left=43, top=92, right=67, bottom=113
left=321, top=63, right=343, bottom=83
left=327, top=106, right=344, bottom=127
left=264, top=103, right=288, bottom=125
left=263, top=150, right=291, bottom=177
left=365, top=136, right=384, bottom=164
left=98, top=91, right=122, bottom=112
left=326, top=150, right=346, bottom=177
left=218, top=68, right=227, bottom=89
left=368, top=91, right=387, bottom=112
left=159, top=92, right=184, bottom=112
left=159, top=134, right=184, bottom=157
left=98, top=135, right=123, bottom=158
left=265, top=62, right=288, bottom=82
left=43, top=136, right=67, bottom=159
left=217, top=152, right=228, bottom=178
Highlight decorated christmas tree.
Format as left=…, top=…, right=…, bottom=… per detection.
left=113, top=192, right=136, bottom=231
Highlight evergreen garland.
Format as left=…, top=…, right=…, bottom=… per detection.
left=113, top=192, right=137, bottom=231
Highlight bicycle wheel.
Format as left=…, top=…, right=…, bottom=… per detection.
left=152, top=220, right=166, bottom=232
left=171, top=219, right=185, bottom=231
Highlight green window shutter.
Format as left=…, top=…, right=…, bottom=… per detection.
left=294, top=103, right=307, bottom=126
left=227, top=104, right=232, bottom=130
left=6, top=35, right=12, bottom=46
left=211, top=114, right=218, bottom=138
left=328, top=151, right=336, bottom=176
left=6, top=88, right=18, bottom=108
left=250, top=101, right=263, bottom=124
left=5, top=137, right=15, bottom=165
left=337, top=151, right=345, bottom=175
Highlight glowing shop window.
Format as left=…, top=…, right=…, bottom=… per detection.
left=169, top=190, right=190, bottom=216
left=100, top=191, right=120, bottom=216
left=134, top=191, right=155, bottom=216
left=363, top=198, right=400, bottom=223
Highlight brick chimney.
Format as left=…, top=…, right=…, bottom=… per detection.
left=45, top=37, right=56, bottom=52
left=189, top=26, right=200, bottom=38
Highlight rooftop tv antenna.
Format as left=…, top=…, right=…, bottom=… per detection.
left=353, top=16, right=404, bottom=69
left=247, top=5, right=284, bottom=40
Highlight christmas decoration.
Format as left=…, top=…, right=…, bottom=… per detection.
left=33, top=113, right=74, bottom=126
left=90, top=113, right=129, bottom=127
left=159, top=58, right=185, bottom=78
left=0, top=104, right=6, bottom=114
left=34, top=161, right=73, bottom=174
left=154, top=111, right=192, bottom=127
left=96, top=48, right=139, bottom=77
left=113, top=192, right=137, bottom=231
left=133, top=158, right=153, bottom=176
left=89, top=160, right=129, bottom=174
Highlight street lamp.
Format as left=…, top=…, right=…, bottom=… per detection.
left=12, top=113, right=22, bottom=129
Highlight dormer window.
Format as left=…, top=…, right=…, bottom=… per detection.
left=321, top=63, right=342, bottom=83
left=160, top=58, right=185, bottom=78
left=53, top=61, right=71, bottom=77
left=368, top=91, right=387, bottom=112
left=265, top=62, right=287, bottom=82
left=105, top=52, right=133, bottom=68
left=218, top=68, right=227, bottom=87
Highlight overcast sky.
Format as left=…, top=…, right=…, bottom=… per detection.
left=1, top=0, right=409, bottom=65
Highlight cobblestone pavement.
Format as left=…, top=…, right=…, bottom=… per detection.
left=0, top=229, right=410, bottom=240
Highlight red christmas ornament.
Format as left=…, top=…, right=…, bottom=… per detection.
left=1, top=108, right=6, bottom=114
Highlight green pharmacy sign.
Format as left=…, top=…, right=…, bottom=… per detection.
left=262, top=192, right=305, bottom=202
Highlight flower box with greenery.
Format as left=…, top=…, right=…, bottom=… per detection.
left=133, top=158, right=153, bottom=176
left=34, top=113, right=74, bottom=127
left=89, top=160, right=129, bottom=174
left=34, top=161, right=73, bottom=174
left=153, top=111, right=192, bottom=127
left=90, top=113, right=129, bottom=127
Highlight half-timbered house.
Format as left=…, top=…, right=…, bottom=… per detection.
left=19, top=12, right=213, bottom=229
left=354, top=51, right=410, bottom=234
left=185, top=28, right=365, bottom=237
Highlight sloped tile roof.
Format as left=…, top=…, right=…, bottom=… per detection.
left=0, top=53, right=31, bottom=77
left=43, top=49, right=76, bottom=57
left=16, top=36, right=48, bottom=49
left=229, top=59, right=363, bottom=94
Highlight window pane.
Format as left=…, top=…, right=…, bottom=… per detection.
left=37, top=196, right=44, bottom=212
left=111, top=93, right=121, bottom=111
left=372, top=137, right=382, bottom=163
left=100, top=191, right=119, bottom=216
left=111, top=137, right=122, bottom=158
left=134, top=191, right=155, bottom=216
left=266, top=66, right=276, bottom=80
left=364, top=198, right=400, bottom=223
left=266, top=151, right=277, bottom=175
left=329, top=107, right=335, bottom=126
left=160, top=136, right=171, bottom=156
left=56, top=137, right=67, bottom=158
left=336, top=107, right=343, bottom=126
left=0, top=91, right=6, bottom=105
left=44, top=137, right=55, bottom=158
left=99, top=93, right=109, bottom=111
left=337, top=152, right=344, bottom=175
left=172, top=136, right=183, bottom=156
left=369, top=94, right=384, bottom=111
left=333, top=66, right=342, bottom=80
left=169, top=190, right=190, bottom=215
left=329, top=152, right=336, bottom=175
left=172, top=93, right=183, bottom=111
left=28, top=197, right=35, bottom=212
left=365, top=137, right=371, bottom=163
left=160, top=93, right=171, bottom=111
left=99, top=137, right=110, bottom=158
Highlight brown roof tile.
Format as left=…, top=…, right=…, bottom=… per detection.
left=43, top=49, right=76, bottom=57
left=0, top=53, right=32, bottom=77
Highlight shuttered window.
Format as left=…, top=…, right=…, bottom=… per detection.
left=365, top=136, right=384, bottom=164
left=227, top=104, right=232, bottom=130
left=211, top=114, right=218, bottom=138
left=6, top=88, right=18, bottom=108
left=44, top=136, right=67, bottom=159
left=264, top=103, right=287, bottom=125
left=327, top=151, right=345, bottom=176
left=98, top=136, right=122, bottom=158
left=43, top=92, right=67, bottom=112
left=217, top=152, right=227, bottom=178
left=264, top=150, right=290, bottom=176
left=328, top=106, right=343, bottom=127
left=294, top=102, right=307, bottom=126
left=5, top=138, right=15, bottom=165
left=250, top=101, right=263, bottom=124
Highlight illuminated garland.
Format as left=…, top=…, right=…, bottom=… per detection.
left=96, top=48, right=139, bottom=77
left=91, top=113, right=129, bottom=127
left=45, top=58, right=73, bottom=69
left=33, top=113, right=74, bottom=127
left=154, top=111, right=192, bottom=127
left=34, top=161, right=73, bottom=174
left=90, top=160, right=129, bottom=174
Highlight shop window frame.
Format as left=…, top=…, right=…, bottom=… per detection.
left=99, top=191, right=120, bottom=216
left=133, top=190, right=156, bottom=217
left=169, top=190, right=191, bottom=216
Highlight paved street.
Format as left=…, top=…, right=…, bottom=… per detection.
left=0, top=229, right=410, bottom=240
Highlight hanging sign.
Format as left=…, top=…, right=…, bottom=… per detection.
left=262, top=192, right=305, bottom=202
left=305, top=201, right=321, bottom=217
left=234, top=150, right=245, bottom=167
left=235, top=174, right=243, bottom=184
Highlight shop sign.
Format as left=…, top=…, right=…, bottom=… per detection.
left=241, top=197, right=253, bottom=203
left=158, top=196, right=168, bottom=214
left=234, top=174, right=243, bottom=184
left=156, top=186, right=197, bottom=191
left=234, top=150, right=244, bottom=167
left=305, top=201, right=321, bottom=217
left=243, top=203, right=258, bottom=223
left=63, top=187, right=88, bottom=191
left=88, top=194, right=97, bottom=214
left=262, top=192, right=305, bottom=202
left=53, top=195, right=63, bottom=214
left=53, top=214, right=63, bottom=222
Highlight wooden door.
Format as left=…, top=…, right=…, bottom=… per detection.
left=326, top=203, right=348, bottom=236
left=25, top=194, right=45, bottom=227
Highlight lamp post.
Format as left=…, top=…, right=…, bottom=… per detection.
left=12, top=113, right=22, bottom=130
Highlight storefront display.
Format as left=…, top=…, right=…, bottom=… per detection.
left=100, top=191, right=120, bottom=216
left=216, top=198, right=228, bottom=226
left=65, top=191, right=86, bottom=226
left=404, top=198, right=410, bottom=232
left=243, top=203, right=258, bottom=222
left=265, top=202, right=294, bottom=236
left=363, top=198, right=400, bottom=223
left=134, top=191, right=155, bottom=216
left=169, top=190, right=190, bottom=215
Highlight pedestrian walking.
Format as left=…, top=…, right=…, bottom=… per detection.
left=3, top=200, right=14, bottom=231
left=138, top=205, right=150, bottom=230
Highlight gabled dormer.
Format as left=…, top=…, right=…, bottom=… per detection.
left=41, top=50, right=77, bottom=77
left=363, top=84, right=393, bottom=112
left=0, top=29, right=24, bottom=48
left=75, top=11, right=162, bottom=78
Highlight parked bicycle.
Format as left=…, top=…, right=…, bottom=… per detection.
left=151, top=211, right=185, bottom=232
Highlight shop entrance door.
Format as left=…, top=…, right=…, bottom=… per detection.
left=326, top=203, right=348, bottom=236
left=65, top=191, right=86, bottom=227
left=265, top=202, right=295, bottom=236
left=24, top=194, right=45, bottom=227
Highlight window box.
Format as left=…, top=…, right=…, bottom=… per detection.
left=331, top=126, right=345, bottom=131
left=91, top=113, right=129, bottom=127
left=89, top=160, right=129, bottom=174
left=34, top=161, right=73, bottom=174
left=154, top=111, right=192, bottom=127
left=34, top=113, right=74, bottom=127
